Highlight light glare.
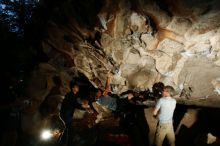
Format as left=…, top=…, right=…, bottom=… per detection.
left=41, top=130, right=52, bottom=140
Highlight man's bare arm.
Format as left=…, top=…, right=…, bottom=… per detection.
left=153, top=108, right=159, bottom=116
left=103, top=73, right=112, bottom=96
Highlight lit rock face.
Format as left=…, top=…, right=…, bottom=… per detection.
left=41, top=0, right=220, bottom=99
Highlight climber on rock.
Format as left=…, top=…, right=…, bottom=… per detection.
left=92, top=73, right=117, bottom=123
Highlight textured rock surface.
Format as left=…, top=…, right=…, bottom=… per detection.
left=38, top=0, right=220, bottom=102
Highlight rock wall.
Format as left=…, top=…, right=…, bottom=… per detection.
left=39, top=0, right=220, bottom=100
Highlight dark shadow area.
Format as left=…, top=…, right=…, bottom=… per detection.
left=173, top=104, right=188, bottom=131
left=121, top=107, right=150, bottom=146
left=176, top=107, right=220, bottom=146
left=118, top=95, right=150, bottom=146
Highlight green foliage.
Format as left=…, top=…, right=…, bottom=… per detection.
left=0, top=0, right=40, bottom=77
left=0, top=0, right=38, bottom=35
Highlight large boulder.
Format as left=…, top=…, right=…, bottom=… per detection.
left=36, top=0, right=220, bottom=103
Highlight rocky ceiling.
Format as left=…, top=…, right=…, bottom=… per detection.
left=37, top=0, right=220, bottom=103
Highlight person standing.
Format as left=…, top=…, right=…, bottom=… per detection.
left=60, top=83, right=81, bottom=146
left=153, top=86, right=176, bottom=146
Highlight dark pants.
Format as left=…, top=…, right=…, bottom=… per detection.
left=60, top=122, right=74, bottom=146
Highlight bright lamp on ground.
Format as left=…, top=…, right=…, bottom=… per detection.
left=41, top=129, right=52, bottom=140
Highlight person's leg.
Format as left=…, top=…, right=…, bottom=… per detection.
left=92, top=102, right=106, bottom=114
left=92, top=102, right=105, bottom=123
left=67, top=124, right=74, bottom=146
left=155, top=123, right=167, bottom=146
left=101, top=106, right=112, bottom=118
left=60, top=122, right=71, bottom=146
left=166, top=123, right=175, bottom=146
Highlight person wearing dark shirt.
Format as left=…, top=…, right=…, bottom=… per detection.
left=60, top=83, right=82, bottom=146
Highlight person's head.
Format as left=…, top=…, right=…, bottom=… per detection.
left=70, top=83, right=79, bottom=94
left=162, top=86, right=175, bottom=97
left=152, top=82, right=164, bottom=98
left=95, top=88, right=103, bottom=98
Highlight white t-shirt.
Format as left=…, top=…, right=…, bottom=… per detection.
left=155, top=97, right=176, bottom=123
